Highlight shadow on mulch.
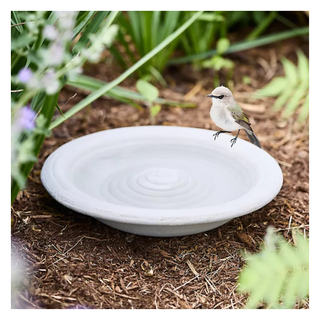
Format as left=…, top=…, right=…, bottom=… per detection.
left=11, top=39, right=309, bottom=309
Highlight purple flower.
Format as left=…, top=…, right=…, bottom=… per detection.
left=17, top=106, right=36, bottom=131
left=17, top=68, right=33, bottom=83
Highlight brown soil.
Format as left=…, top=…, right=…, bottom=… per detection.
left=11, top=38, right=309, bottom=309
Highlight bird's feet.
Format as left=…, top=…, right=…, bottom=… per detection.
left=230, top=137, right=237, bottom=147
left=212, top=131, right=230, bottom=141
left=212, top=132, right=221, bottom=141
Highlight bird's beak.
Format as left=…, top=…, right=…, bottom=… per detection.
left=206, top=94, right=218, bottom=98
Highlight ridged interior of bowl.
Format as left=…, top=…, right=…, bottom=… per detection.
left=42, top=126, right=282, bottom=224
left=69, top=143, right=255, bottom=209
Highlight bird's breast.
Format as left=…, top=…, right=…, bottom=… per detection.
left=210, top=105, right=240, bottom=131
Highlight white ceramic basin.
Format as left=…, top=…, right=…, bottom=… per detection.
left=41, top=126, right=283, bottom=237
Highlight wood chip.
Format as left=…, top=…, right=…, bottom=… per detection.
left=186, top=259, right=199, bottom=277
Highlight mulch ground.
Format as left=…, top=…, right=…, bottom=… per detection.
left=11, top=37, right=309, bottom=309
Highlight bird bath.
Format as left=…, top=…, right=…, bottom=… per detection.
left=41, top=126, right=283, bottom=237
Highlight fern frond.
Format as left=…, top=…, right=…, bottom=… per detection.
left=238, top=227, right=309, bottom=309
left=255, top=51, right=309, bottom=123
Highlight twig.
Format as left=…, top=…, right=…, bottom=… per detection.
left=286, top=216, right=293, bottom=236
left=186, top=259, right=199, bottom=277
left=164, top=287, right=184, bottom=299
left=17, top=294, right=39, bottom=308
left=51, top=237, right=84, bottom=265
left=174, top=275, right=198, bottom=291
left=274, top=224, right=309, bottom=232
left=61, top=93, right=78, bottom=107
left=113, top=292, right=140, bottom=300
left=276, top=159, right=292, bottom=168
left=11, top=22, right=28, bottom=27
left=205, top=275, right=221, bottom=295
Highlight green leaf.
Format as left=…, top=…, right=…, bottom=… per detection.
left=114, top=11, right=188, bottom=76
left=136, top=79, right=159, bottom=103
left=297, top=50, right=309, bottom=82
left=55, top=103, right=65, bottom=118
left=11, top=33, right=35, bottom=51
left=282, top=88, right=308, bottom=118
left=282, top=57, right=298, bottom=86
left=217, top=38, right=230, bottom=55
left=12, top=91, right=60, bottom=203
left=73, top=11, right=113, bottom=53
left=11, top=11, right=24, bottom=34
left=253, top=11, right=267, bottom=24
left=202, top=55, right=234, bottom=71
left=50, top=11, right=203, bottom=130
left=255, top=78, right=287, bottom=97
left=242, top=76, right=252, bottom=85
left=237, top=227, right=309, bottom=309
left=198, top=12, right=225, bottom=22
left=281, top=51, right=309, bottom=118
left=68, top=74, right=195, bottom=108
left=255, top=51, right=309, bottom=122
left=246, top=11, right=277, bottom=41
left=169, top=27, right=309, bottom=65
left=30, top=91, right=46, bottom=114
left=150, top=105, right=161, bottom=118
left=73, top=11, right=96, bottom=37
left=273, top=88, right=293, bottom=111
left=148, top=65, right=167, bottom=87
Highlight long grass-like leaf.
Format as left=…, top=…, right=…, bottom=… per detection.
left=55, top=103, right=66, bottom=118
left=30, top=91, right=46, bottom=114
left=73, top=11, right=96, bottom=37
left=73, top=11, right=112, bottom=52
left=127, top=11, right=143, bottom=56
left=116, top=27, right=136, bottom=65
left=151, top=11, right=161, bottom=48
left=246, top=11, right=277, bottom=40
left=163, top=11, right=180, bottom=39
left=169, top=27, right=309, bottom=65
left=50, top=11, right=203, bottom=129
left=11, top=11, right=24, bottom=34
left=113, top=11, right=184, bottom=75
left=108, top=45, right=128, bottom=69
left=11, top=11, right=23, bottom=37
left=67, top=74, right=196, bottom=108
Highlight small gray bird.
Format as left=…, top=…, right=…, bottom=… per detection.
left=207, top=86, right=261, bottom=148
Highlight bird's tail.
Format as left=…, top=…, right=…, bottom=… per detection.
left=245, top=130, right=261, bottom=148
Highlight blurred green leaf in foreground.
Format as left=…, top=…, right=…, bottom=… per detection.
left=238, top=227, right=309, bottom=309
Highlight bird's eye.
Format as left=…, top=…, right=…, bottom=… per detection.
left=218, top=95, right=224, bottom=99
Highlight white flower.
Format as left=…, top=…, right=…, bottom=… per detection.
left=67, top=66, right=83, bottom=81
left=82, top=48, right=102, bottom=62
left=43, top=25, right=58, bottom=41
left=61, top=30, right=74, bottom=42
left=102, top=25, right=119, bottom=47
left=42, top=69, right=60, bottom=94
left=56, top=11, right=77, bottom=30
left=48, top=41, right=64, bottom=66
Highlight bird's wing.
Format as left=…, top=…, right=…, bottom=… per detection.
left=229, top=104, right=253, bottom=132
